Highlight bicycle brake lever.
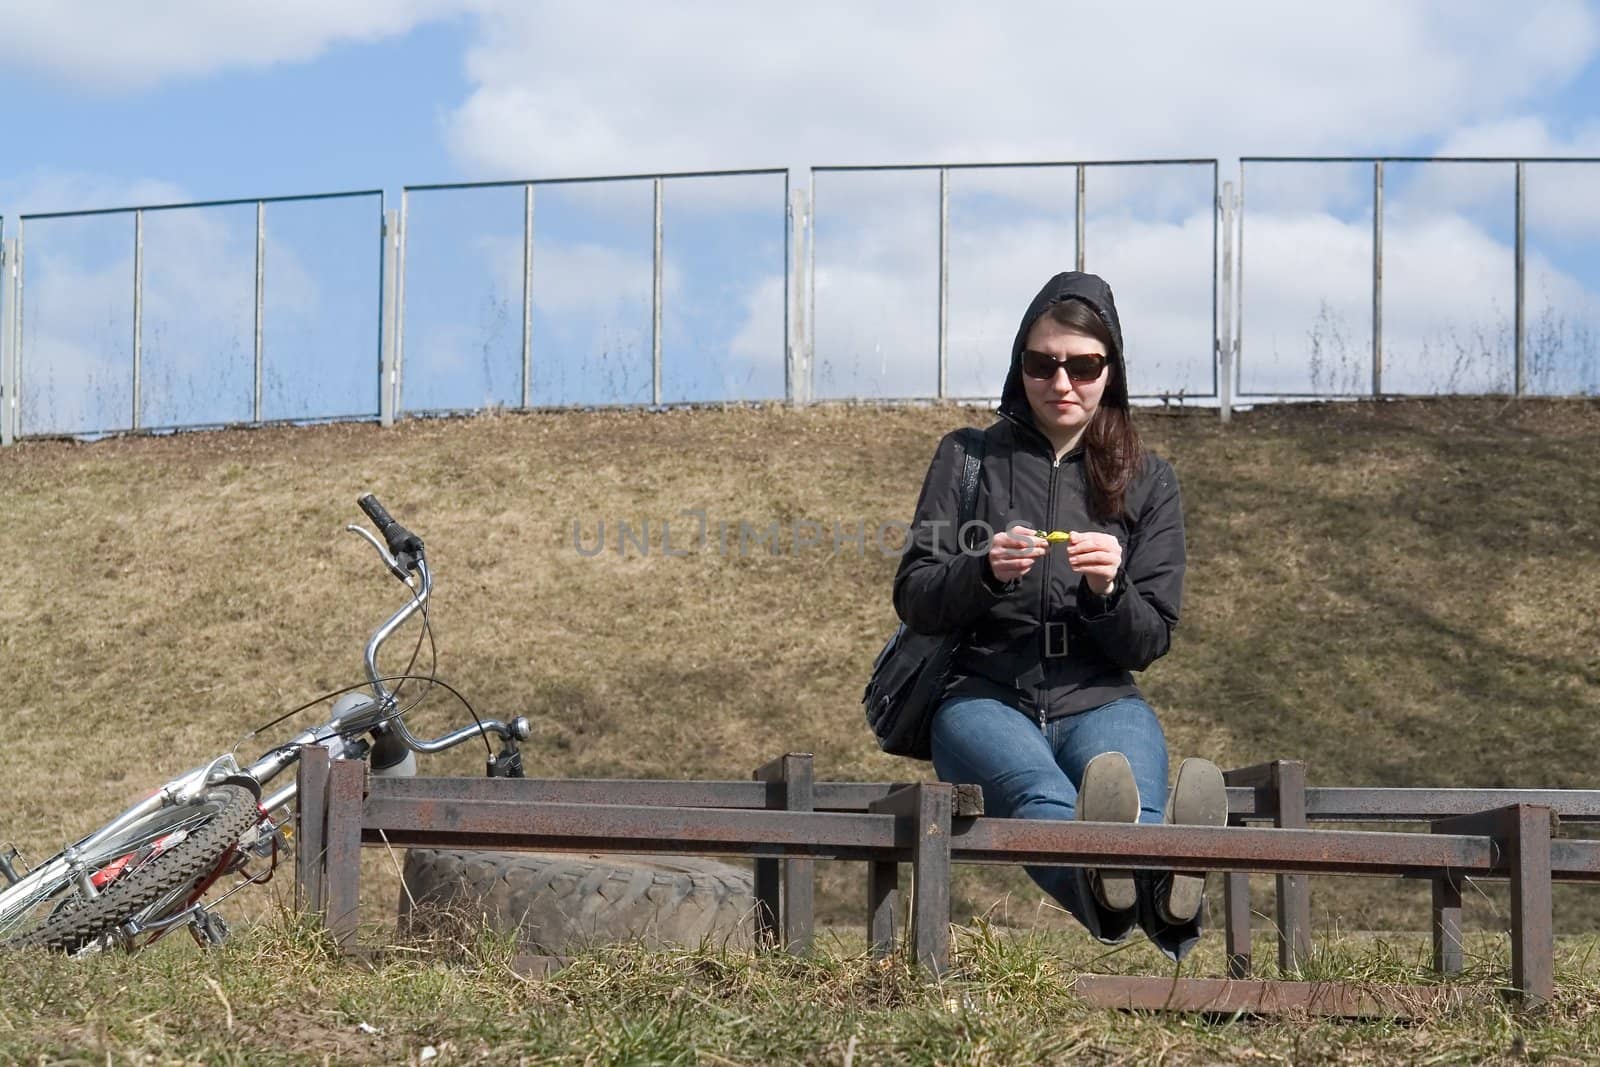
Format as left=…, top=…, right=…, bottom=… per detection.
left=345, top=524, right=408, bottom=580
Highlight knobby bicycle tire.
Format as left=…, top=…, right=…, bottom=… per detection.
left=5, top=784, right=261, bottom=954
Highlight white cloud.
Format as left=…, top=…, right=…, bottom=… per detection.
left=0, top=0, right=464, bottom=90
left=446, top=1, right=1599, bottom=179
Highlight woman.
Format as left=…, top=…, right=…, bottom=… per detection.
left=892, top=271, right=1226, bottom=958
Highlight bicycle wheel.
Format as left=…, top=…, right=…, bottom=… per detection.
left=0, top=783, right=261, bottom=954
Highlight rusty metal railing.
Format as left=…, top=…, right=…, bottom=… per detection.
left=1223, top=759, right=1600, bottom=985
left=294, top=749, right=1597, bottom=1010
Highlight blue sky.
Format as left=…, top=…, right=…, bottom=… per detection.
left=0, top=16, right=476, bottom=202
left=2, top=1, right=1599, bottom=432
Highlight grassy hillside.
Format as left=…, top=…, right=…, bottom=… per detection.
left=2, top=398, right=1599, bottom=936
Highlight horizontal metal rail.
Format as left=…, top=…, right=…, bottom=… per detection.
left=362, top=797, right=908, bottom=860
left=1241, top=154, right=1600, bottom=164
left=948, top=819, right=1500, bottom=876
left=361, top=774, right=982, bottom=814
left=814, top=158, right=1216, bottom=172
left=19, top=188, right=382, bottom=221
left=371, top=775, right=1600, bottom=824
left=1295, top=787, right=1600, bottom=822
left=355, top=793, right=1548, bottom=878
left=403, top=168, right=786, bottom=193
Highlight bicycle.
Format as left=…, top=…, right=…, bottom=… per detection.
left=0, top=495, right=530, bottom=955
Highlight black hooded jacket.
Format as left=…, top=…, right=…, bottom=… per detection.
left=891, top=272, right=1185, bottom=725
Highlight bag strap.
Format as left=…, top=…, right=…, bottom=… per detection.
left=955, top=427, right=986, bottom=549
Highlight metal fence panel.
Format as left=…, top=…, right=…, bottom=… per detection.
left=137, top=203, right=256, bottom=429
left=657, top=172, right=788, bottom=404
left=1382, top=162, right=1515, bottom=395
left=516, top=178, right=653, bottom=408
left=1524, top=162, right=1600, bottom=396
left=398, top=183, right=528, bottom=413
left=8, top=155, right=1599, bottom=443
left=811, top=160, right=1219, bottom=403
left=944, top=167, right=1078, bottom=399
left=11, top=192, right=382, bottom=439
left=1240, top=157, right=1600, bottom=399
left=17, top=212, right=137, bottom=437
left=1078, top=163, right=1217, bottom=399
left=257, top=194, right=384, bottom=423
left=810, top=168, right=941, bottom=401
left=1237, top=161, right=1375, bottom=396
left=397, top=169, right=788, bottom=414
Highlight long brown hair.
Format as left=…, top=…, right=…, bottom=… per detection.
left=1045, top=299, right=1144, bottom=521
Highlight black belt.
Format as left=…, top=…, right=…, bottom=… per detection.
left=1044, top=620, right=1070, bottom=658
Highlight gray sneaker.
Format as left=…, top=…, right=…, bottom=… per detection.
left=1159, top=757, right=1229, bottom=924
left=1076, top=751, right=1141, bottom=912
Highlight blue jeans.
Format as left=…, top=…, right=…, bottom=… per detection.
left=930, top=694, right=1202, bottom=960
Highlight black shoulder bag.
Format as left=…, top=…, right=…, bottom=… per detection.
left=862, top=427, right=986, bottom=760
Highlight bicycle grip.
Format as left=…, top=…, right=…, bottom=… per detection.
left=358, top=493, right=424, bottom=559
left=358, top=493, right=397, bottom=532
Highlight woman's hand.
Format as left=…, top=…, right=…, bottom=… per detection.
left=1066, top=531, right=1123, bottom=595
left=988, top=525, right=1046, bottom=582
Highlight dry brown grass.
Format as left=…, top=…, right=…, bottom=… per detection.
left=3, top=397, right=1599, bottom=937
left=8, top=917, right=1600, bottom=1064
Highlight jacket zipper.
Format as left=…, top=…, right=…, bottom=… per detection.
left=1036, top=451, right=1061, bottom=733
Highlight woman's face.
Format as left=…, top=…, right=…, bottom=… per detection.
left=1020, top=315, right=1110, bottom=445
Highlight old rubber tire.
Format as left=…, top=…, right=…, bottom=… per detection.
left=398, top=849, right=756, bottom=954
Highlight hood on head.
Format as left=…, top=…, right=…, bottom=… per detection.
left=998, top=271, right=1125, bottom=424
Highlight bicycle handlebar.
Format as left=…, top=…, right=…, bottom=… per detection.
left=358, top=493, right=424, bottom=572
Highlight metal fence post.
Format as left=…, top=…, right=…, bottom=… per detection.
left=11, top=226, right=20, bottom=441
left=1236, top=164, right=1246, bottom=403
left=395, top=191, right=408, bottom=418
left=806, top=171, right=817, bottom=404
left=0, top=236, right=13, bottom=446
left=753, top=752, right=816, bottom=954
left=1514, top=161, right=1526, bottom=397
left=652, top=177, right=664, bottom=407
left=1218, top=181, right=1236, bottom=425
left=786, top=179, right=810, bottom=406
left=254, top=201, right=265, bottom=424
left=522, top=183, right=534, bottom=410
left=937, top=168, right=949, bottom=399
left=1372, top=161, right=1384, bottom=398
left=132, top=209, right=144, bottom=431
left=1075, top=165, right=1086, bottom=272
left=379, top=209, right=398, bottom=427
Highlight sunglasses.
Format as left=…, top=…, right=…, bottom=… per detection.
left=1020, top=350, right=1108, bottom=383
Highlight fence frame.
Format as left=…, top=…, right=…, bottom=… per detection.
left=10, top=189, right=386, bottom=439
left=1236, top=155, right=1600, bottom=401
left=9, top=153, right=1600, bottom=442
left=395, top=167, right=792, bottom=417
left=808, top=158, right=1221, bottom=403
